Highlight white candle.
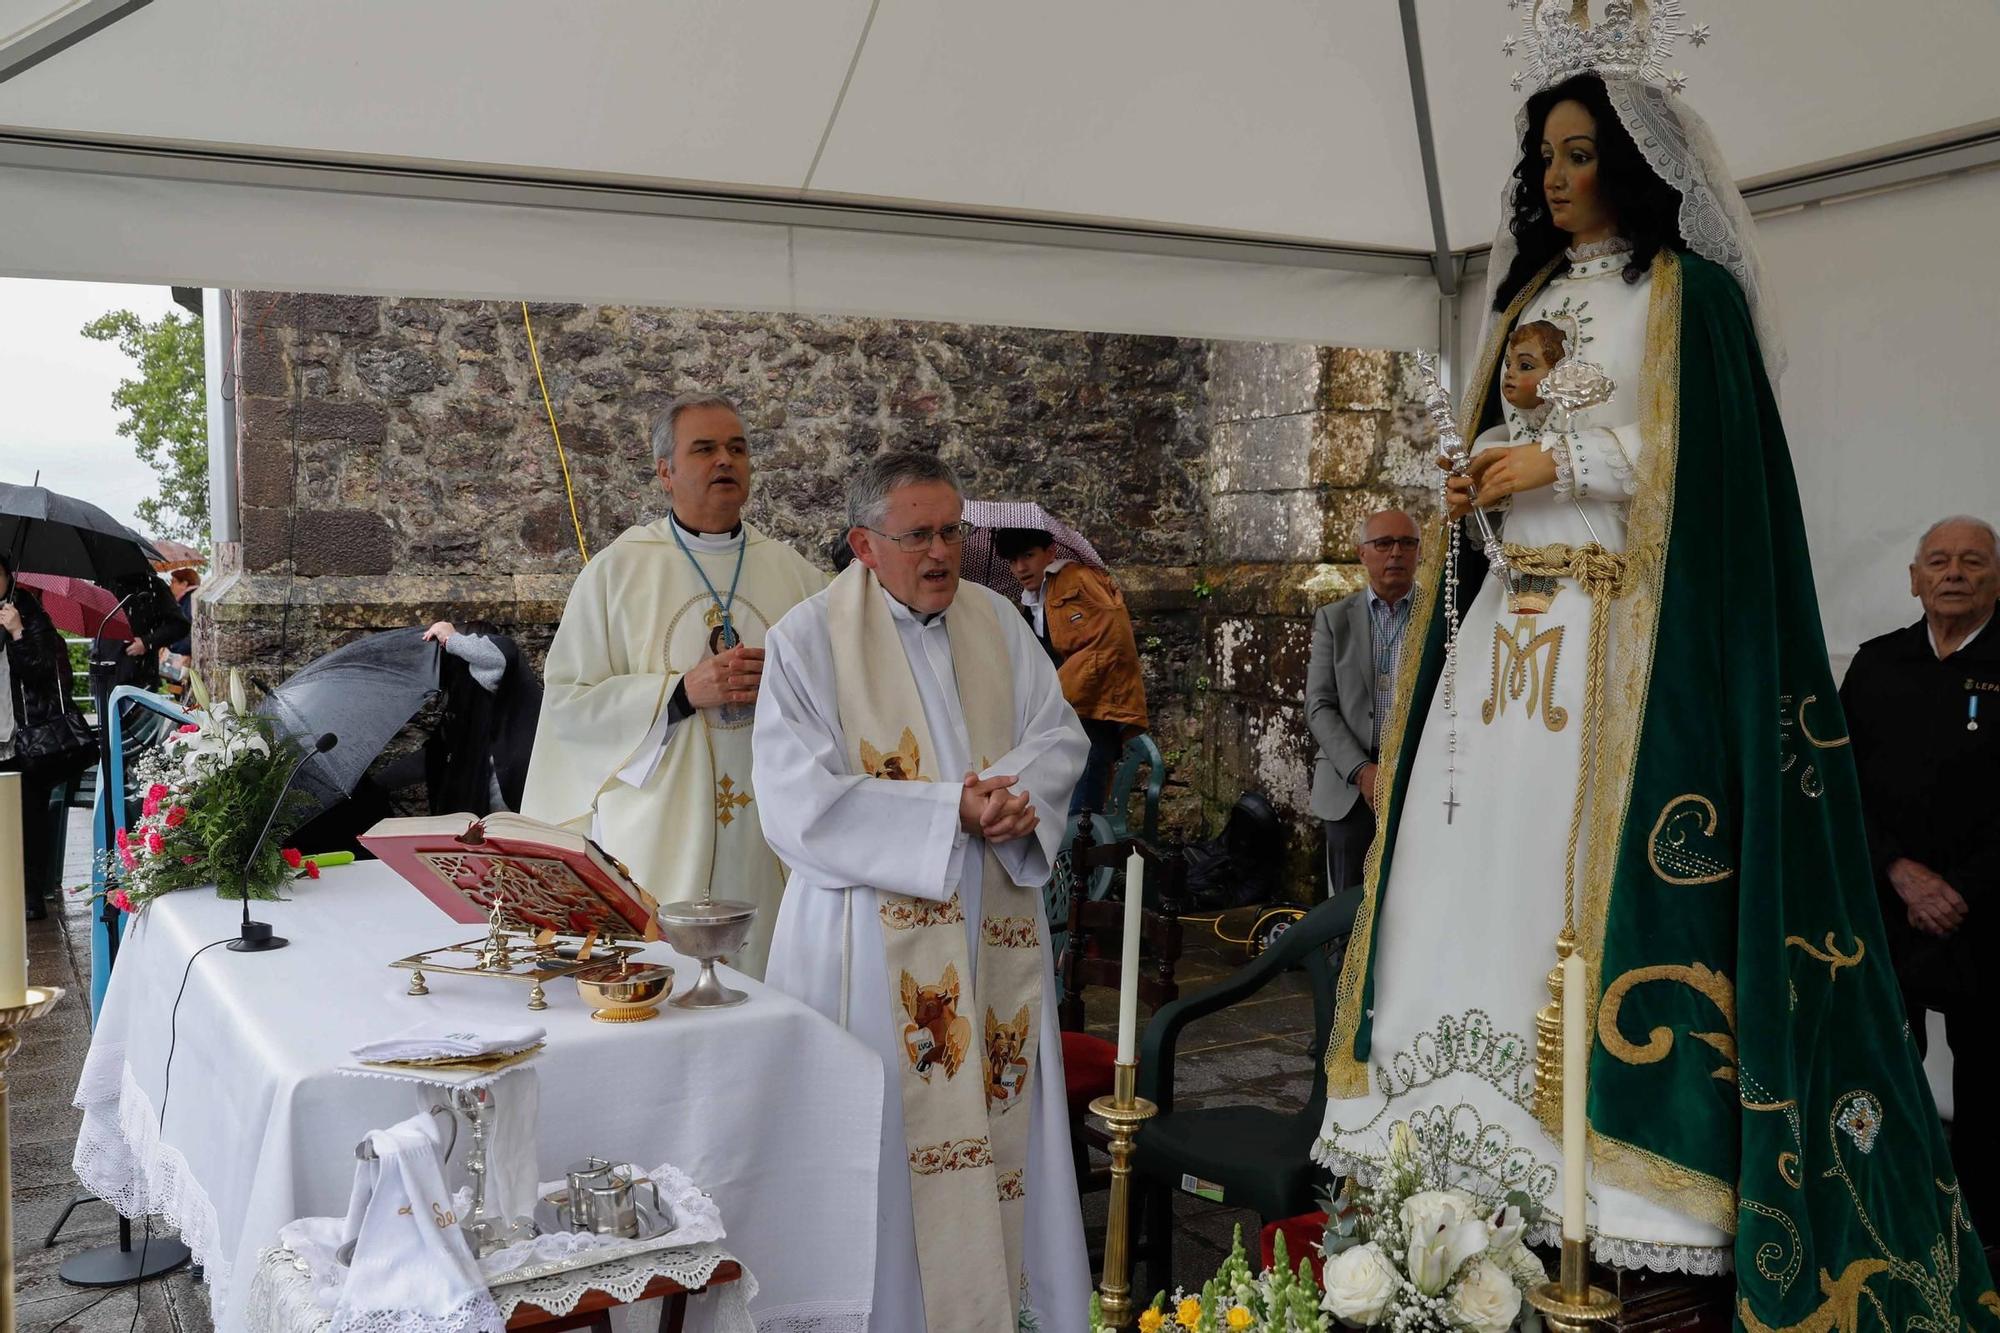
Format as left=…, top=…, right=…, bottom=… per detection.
left=1561, top=950, right=1588, bottom=1242
left=1116, top=851, right=1144, bottom=1066
left=0, top=773, right=28, bottom=1008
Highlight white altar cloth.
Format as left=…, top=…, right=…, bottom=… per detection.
left=73, top=861, right=881, bottom=1333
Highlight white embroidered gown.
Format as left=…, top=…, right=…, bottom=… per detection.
left=1313, top=249, right=1732, bottom=1272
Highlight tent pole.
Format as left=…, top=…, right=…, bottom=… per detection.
left=1397, top=0, right=1458, bottom=301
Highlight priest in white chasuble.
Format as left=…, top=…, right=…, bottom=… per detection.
left=520, top=393, right=825, bottom=978
left=754, top=452, right=1091, bottom=1333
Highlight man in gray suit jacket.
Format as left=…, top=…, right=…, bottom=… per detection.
left=1307, top=509, right=1420, bottom=894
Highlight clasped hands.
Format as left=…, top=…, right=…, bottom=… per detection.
left=1888, top=857, right=1969, bottom=938
left=682, top=645, right=765, bottom=710
left=1439, top=444, right=1560, bottom=522
left=959, top=771, right=1038, bottom=844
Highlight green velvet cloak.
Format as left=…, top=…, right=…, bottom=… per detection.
left=1327, top=250, right=1998, bottom=1330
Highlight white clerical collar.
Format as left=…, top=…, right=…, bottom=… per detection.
left=669, top=511, right=745, bottom=552
left=1930, top=610, right=1992, bottom=659
left=879, top=582, right=948, bottom=628
left=1018, top=559, right=1073, bottom=608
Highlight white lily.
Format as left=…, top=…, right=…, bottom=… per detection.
left=1407, top=1214, right=1490, bottom=1296
left=1486, top=1203, right=1526, bottom=1254
left=228, top=669, right=249, bottom=715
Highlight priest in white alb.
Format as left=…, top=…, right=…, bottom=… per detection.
left=520, top=393, right=825, bottom=977
left=754, top=452, right=1091, bottom=1332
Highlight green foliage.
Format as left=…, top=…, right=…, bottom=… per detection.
left=64, top=637, right=91, bottom=707
left=80, top=308, right=209, bottom=544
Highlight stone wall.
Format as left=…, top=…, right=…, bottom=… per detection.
left=202, top=291, right=1432, bottom=900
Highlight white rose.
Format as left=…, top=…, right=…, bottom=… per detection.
left=1447, top=1258, right=1524, bottom=1333
left=1497, top=1241, right=1548, bottom=1291
left=1321, top=1241, right=1398, bottom=1327
left=1399, top=1190, right=1475, bottom=1240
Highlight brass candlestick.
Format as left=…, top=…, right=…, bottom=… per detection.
left=0, top=985, right=64, bottom=1331
left=1089, top=1061, right=1158, bottom=1330
left=1527, top=1236, right=1623, bottom=1333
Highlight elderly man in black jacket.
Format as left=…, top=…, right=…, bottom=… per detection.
left=1840, top=513, right=2000, bottom=1234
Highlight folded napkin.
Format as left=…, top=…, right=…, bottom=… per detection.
left=351, top=1021, right=546, bottom=1064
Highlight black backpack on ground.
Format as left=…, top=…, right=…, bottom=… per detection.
left=1180, top=790, right=1284, bottom=911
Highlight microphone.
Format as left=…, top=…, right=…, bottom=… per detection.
left=229, top=732, right=338, bottom=953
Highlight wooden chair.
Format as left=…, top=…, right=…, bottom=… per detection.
left=1057, top=829, right=1184, bottom=1195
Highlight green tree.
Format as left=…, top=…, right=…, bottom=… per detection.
left=80, top=308, right=209, bottom=544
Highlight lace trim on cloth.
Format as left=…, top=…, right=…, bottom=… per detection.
left=751, top=1302, right=872, bottom=1333
left=1547, top=434, right=1577, bottom=498
left=72, top=1056, right=232, bottom=1316
left=1313, top=1145, right=1733, bottom=1278
left=1601, top=80, right=1786, bottom=382
left=247, top=1242, right=763, bottom=1333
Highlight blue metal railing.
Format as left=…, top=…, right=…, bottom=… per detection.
left=89, top=686, right=199, bottom=1019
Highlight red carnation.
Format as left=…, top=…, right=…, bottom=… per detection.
left=176, top=723, right=200, bottom=734
left=109, top=890, right=132, bottom=913
left=305, top=861, right=321, bottom=880
left=144, top=830, right=165, bottom=857
left=282, top=848, right=303, bottom=869
left=182, top=855, right=196, bottom=865
left=142, top=793, right=161, bottom=818
left=147, top=783, right=168, bottom=803
left=118, top=847, right=137, bottom=871
left=165, top=806, right=187, bottom=828
left=116, top=827, right=130, bottom=851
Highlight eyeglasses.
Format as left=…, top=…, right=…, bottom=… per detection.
left=1360, top=536, right=1420, bottom=553
left=867, top=521, right=978, bottom=554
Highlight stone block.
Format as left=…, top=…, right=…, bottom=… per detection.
left=238, top=433, right=293, bottom=509
left=1320, top=486, right=1406, bottom=562
left=1323, top=347, right=1396, bottom=411
left=274, top=292, right=380, bottom=336
left=298, top=399, right=389, bottom=445
left=292, top=510, right=395, bottom=576
left=1209, top=492, right=1321, bottom=564
left=235, top=330, right=289, bottom=398
left=1207, top=341, right=1322, bottom=423
left=1311, top=411, right=1381, bottom=487
left=240, top=506, right=290, bottom=573
left=355, top=344, right=452, bottom=398
left=1210, top=413, right=1315, bottom=494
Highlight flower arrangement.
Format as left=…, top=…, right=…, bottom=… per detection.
left=1316, top=1123, right=1546, bottom=1333
left=1090, top=1226, right=1330, bottom=1333
left=93, top=671, right=319, bottom=911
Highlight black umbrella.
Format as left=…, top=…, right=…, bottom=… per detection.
left=0, top=482, right=162, bottom=583
left=258, top=629, right=442, bottom=813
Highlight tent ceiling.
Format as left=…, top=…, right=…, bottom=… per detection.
left=0, top=0, right=1996, bottom=338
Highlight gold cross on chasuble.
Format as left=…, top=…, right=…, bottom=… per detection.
left=714, top=774, right=753, bottom=827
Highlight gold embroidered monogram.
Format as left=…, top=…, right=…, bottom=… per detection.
left=909, top=1137, right=994, bottom=1175
left=713, top=774, right=752, bottom=827
left=1647, top=794, right=1734, bottom=885
left=1482, top=616, right=1569, bottom=731
left=899, top=963, right=973, bottom=1081
left=860, top=727, right=925, bottom=782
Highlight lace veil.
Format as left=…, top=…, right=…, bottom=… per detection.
left=1481, top=80, right=1787, bottom=384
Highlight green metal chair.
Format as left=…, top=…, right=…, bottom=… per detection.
left=1103, top=733, right=1165, bottom=843
left=1130, top=886, right=1362, bottom=1293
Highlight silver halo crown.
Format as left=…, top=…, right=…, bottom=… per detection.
left=1505, top=0, right=1708, bottom=94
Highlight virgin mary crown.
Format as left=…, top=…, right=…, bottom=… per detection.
left=1508, top=0, right=1701, bottom=92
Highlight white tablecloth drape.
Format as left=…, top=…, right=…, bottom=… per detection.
left=73, top=862, right=881, bottom=1333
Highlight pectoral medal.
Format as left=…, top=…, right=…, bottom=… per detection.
left=1377, top=671, right=1392, bottom=696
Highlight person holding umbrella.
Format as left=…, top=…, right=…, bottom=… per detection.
left=0, top=553, right=91, bottom=918
left=974, top=508, right=1147, bottom=815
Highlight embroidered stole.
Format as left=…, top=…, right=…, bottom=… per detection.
left=826, top=565, right=1042, bottom=1333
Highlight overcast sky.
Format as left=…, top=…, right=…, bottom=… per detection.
left=0, top=277, right=184, bottom=536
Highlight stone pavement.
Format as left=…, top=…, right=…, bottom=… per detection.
left=13, top=805, right=1326, bottom=1327
left=15, top=808, right=210, bottom=1333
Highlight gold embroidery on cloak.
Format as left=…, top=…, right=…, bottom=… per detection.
left=1647, top=794, right=1734, bottom=885
left=1482, top=617, right=1569, bottom=731
left=1784, top=932, right=1864, bottom=982
left=1596, top=961, right=1737, bottom=1082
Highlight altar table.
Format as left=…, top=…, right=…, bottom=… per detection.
left=72, top=862, right=882, bottom=1333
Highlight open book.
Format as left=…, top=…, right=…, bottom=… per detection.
left=360, top=811, right=661, bottom=942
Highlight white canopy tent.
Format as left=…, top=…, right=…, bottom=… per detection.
left=1, top=0, right=1996, bottom=657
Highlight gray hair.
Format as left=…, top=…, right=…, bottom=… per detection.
left=649, top=392, right=743, bottom=466
left=846, top=451, right=962, bottom=531
left=1915, top=515, right=1999, bottom=561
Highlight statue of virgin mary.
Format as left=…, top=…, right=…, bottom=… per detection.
left=1314, top=6, right=1997, bottom=1326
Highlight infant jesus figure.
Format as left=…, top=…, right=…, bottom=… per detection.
left=1444, top=319, right=1573, bottom=527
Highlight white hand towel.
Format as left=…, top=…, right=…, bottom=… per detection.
left=350, top=1021, right=545, bottom=1064
left=333, top=1109, right=503, bottom=1332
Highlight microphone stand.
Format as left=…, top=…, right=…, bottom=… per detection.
left=229, top=733, right=337, bottom=953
